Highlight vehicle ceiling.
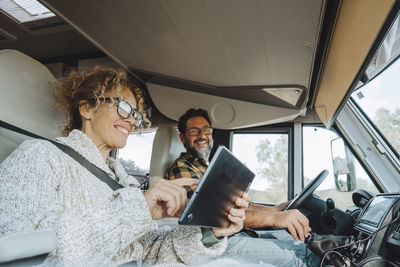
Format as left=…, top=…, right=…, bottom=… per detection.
left=34, top=0, right=327, bottom=129
left=1, top=0, right=396, bottom=129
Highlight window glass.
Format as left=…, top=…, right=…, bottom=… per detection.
left=303, top=126, right=379, bottom=210
left=0, top=0, right=56, bottom=23
left=117, top=129, right=157, bottom=178
left=232, top=133, right=288, bottom=204
left=351, top=57, right=400, bottom=155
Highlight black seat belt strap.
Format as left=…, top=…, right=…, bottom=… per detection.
left=0, top=120, right=122, bottom=191
left=51, top=141, right=122, bottom=191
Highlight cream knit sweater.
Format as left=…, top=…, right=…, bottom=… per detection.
left=0, top=130, right=227, bottom=266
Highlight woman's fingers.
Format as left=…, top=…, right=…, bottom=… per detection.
left=171, top=178, right=200, bottom=187
left=228, top=213, right=244, bottom=225
left=241, top=192, right=251, bottom=203
left=235, top=197, right=249, bottom=209
left=212, top=193, right=250, bottom=238
left=163, top=178, right=199, bottom=216
left=160, top=180, right=188, bottom=216
left=164, top=178, right=198, bottom=215
left=144, top=178, right=199, bottom=219
left=229, top=207, right=245, bottom=218
left=213, top=213, right=244, bottom=238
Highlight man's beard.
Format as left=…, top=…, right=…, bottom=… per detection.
left=184, top=137, right=214, bottom=160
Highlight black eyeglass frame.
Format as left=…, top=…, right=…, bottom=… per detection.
left=95, top=96, right=143, bottom=127
left=185, top=127, right=213, bottom=136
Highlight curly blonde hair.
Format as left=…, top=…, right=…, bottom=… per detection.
left=53, top=66, right=150, bottom=136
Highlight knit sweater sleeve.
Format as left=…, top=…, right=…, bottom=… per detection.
left=134, top=225, right=227, bottom=265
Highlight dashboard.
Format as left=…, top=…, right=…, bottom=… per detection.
left=311, top=193, right=400, bottom=266
left=351, top=194, right=400, bottom=265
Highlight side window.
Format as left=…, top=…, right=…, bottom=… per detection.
left=303, top=126, right=379, bottom=210
left=232, top=132, right=289, bottom=204
left=117, top=129, right=157, bottom=182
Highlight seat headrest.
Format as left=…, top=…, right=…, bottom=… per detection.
left=0, top=49, right=63, bottom=139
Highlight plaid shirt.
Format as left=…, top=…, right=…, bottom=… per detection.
left=164, top=152, right=208, bottom=197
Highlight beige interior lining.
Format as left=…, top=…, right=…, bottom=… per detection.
left=315, top=0, right=394, bottom=127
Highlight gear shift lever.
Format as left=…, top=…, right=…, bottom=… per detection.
left=323, top=198, right=336, bottom=228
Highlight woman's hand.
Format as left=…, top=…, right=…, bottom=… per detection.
left=143, top=178, right=199, bottom=220
left=212, top=193, right=250, bottom=238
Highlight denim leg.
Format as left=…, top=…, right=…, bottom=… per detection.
left=219, top=235, right=319, bottom=267
left=256, top=229, right=293, bottom=240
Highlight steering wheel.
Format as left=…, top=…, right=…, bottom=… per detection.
left=285, top=170, right=329, bottom=211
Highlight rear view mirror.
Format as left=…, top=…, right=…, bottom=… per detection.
left=331, top=138, right=356, bottom=192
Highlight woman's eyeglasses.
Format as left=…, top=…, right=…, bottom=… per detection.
left=97, top=97, right=143, bottom=127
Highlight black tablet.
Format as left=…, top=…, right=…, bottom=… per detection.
left=178, top=146, right=255, bottom=228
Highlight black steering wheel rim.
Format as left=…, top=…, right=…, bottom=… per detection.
left=285, top=170, right=329, bottom=211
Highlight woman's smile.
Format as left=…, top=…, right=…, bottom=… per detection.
left=114, top=125, right=129, bottom=137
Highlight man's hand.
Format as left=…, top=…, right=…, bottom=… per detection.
left=212, top=193, right=250, bottom=238
left=271, top=200, right=311, bottom=241
left=272, top=209, right=311, bottom=241
left=272, top=200, right=291, bottom=212
left=143, top=178, right=199, bottom=220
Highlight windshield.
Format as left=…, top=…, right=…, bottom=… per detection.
left=351, top=56, right=400, bottom=156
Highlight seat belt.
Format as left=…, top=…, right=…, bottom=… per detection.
left=0, top=120, right=122, bottom=191
left=51, top=141, right=122, bottom=191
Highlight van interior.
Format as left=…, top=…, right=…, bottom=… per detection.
left=1, top=0, right=400, bottom=266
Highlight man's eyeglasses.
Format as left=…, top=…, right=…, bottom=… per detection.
left=185, top=127, right=213, bottom=136
left=97, top=97, right=143, bottom=127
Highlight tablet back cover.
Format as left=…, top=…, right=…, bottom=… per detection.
left=178, top=146, right=254, bottom=228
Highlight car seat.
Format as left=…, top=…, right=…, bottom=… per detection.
left=0, top=49, right=60, bottom=266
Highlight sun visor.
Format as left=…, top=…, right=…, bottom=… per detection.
left=315, top=0, right=394, bottom=127
left=147, top=83, right=305, bottom=129
left=262, top=87, right=304, bottom=106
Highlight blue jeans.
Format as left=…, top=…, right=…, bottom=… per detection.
left=194, top=231, right=319, bottom=267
